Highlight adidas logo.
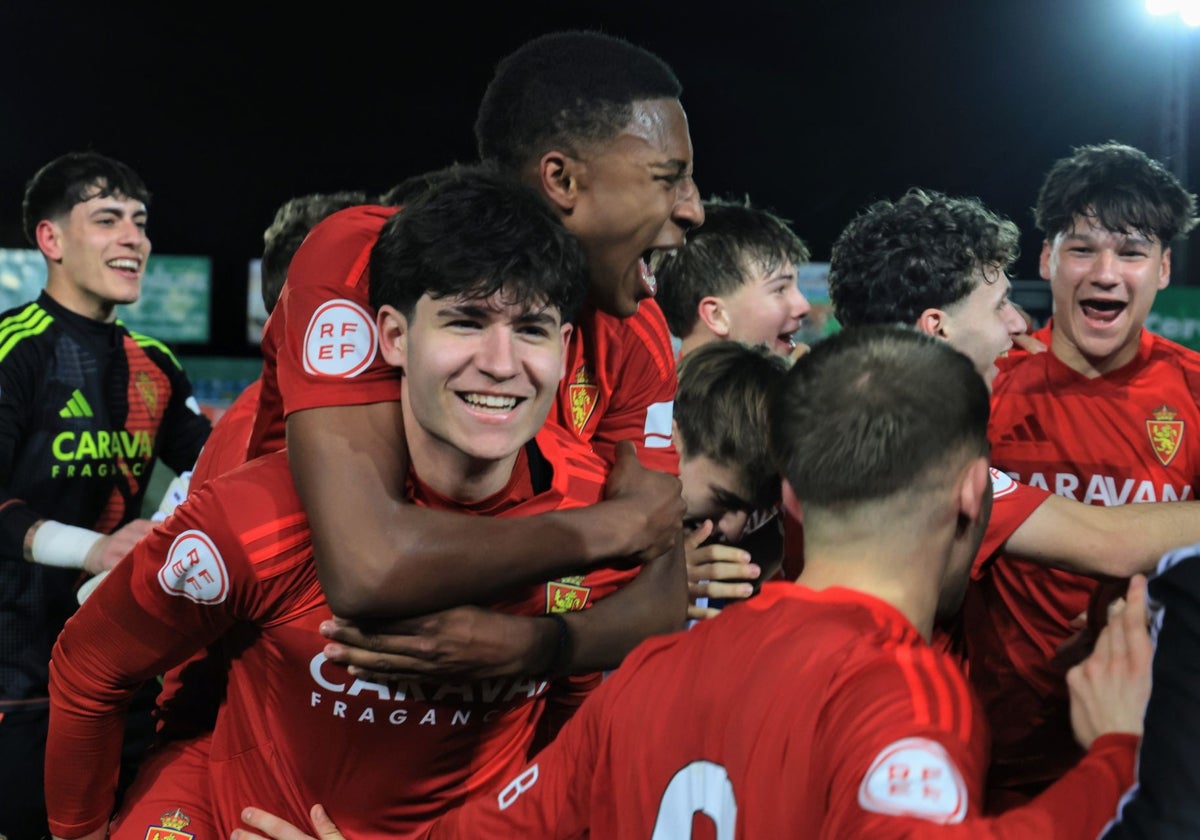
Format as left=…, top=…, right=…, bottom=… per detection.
left=59, top=389, right=94, bottom=419
left=996, top=413, right=1052, bottom=444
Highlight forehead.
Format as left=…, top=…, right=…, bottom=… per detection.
left=418, top=289, right=562, bottom=322
left=1057, top=214, right=1158, bottom=247
left=679, top=454, right=750, bottom=513
left=72, top=187, right=147, bottom=217
left=599, top=98, right=693, bottom=165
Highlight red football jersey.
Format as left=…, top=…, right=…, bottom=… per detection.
left=247, top=204, right=679, bottom=473
left=46, top=426, right=631, bottom=839
left=975, top=323, right=1200, bottom=796
left=427, top=583, right=1135, bottom=839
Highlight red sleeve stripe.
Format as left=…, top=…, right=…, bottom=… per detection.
left=894, top=645, right=974, bottom=741
left=241, top=512, right=309, bottom=543
left=625, top=306, right=674, bottom=383
left=247, top=528, right=311, bottom=567
left=345, top=240, right=374, bottom=291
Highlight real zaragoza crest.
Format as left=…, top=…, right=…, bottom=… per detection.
left=1146, top=404, right=1184, bottom=467
left=567, top=365, right=598, bottom=433
left=136, top=369, right=159, bottom=417
left=144, top=808, right=194, bottom=840
left=547, top=575, right=591, bottom=613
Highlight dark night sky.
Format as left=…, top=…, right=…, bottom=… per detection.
left=2, top=1, right=1197, bottom=353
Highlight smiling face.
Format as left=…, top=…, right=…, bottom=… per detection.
left=1041, top=214, right=1170, bottom=376
left=381, top=290, right=571, bottom=501
left=37, top=183, right=150, bottom=321
left=718, top=257, right=811, bottom=355
left=564, top=98, right=704, bottom=318
left=932, top=264, right=1027, bottom=389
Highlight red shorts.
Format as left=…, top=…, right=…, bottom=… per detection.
left=110, top=735, right=217, bottom=839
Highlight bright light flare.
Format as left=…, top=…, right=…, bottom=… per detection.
left=1145, top=0, right=1200, bottom=25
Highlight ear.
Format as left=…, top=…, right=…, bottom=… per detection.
left=1158, top=247, right=1172, bottom=290
left=671, top=418, right=681, bottom=450
left=957, top=457, right=990, bottom=529
left=696, top=296, right=731, bottom=338
left=376, top=304, right=409, bottom=370
left=914, top=308, right=947, bottom=339
left=537, top=150, right=581, bottom=215
left=780, top=478, right=804, bottom=524
left=36, top=219, right=64, bottom=261
left=1038, top=240, right=1053, bottom=282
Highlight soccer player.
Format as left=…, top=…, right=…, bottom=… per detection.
left=0, top=151, right=211, bottom=839
left=673, top=341, right=790, bottom=620
left=250, top=31, right=700, bottom=682
left=656, top=196, right=811, bottom=359
left=46, top=171, right=637, bottom=839
left=233, top=326, right=1151, bottom=839
left=980, top=141, right=1200, bottom=805
left=828, top=185, right=1200, bottom=802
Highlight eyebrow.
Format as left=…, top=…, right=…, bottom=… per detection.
left=1062, top=229, right=1154, bottom=248
left=649, top=159, right=690, bottom=176
left=436, top=302, right=559, bottom=326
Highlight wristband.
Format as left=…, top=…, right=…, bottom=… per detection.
left=29, top=521, right=104, bottom=569
left=542, top=612, right=571, bottom=678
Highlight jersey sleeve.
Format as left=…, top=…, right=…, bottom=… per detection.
left=591, top=301, right=679, bottom=474
left=972, top=470, right=1051, bottom=577
left=148, top=339, right=214, bottom=475
left=0, top=335, right=40, bottom=560
left=271, top=206, right=404, bottom=419
left=819, top=650, right=1134, bottom=839
left=44, top=479, right=262, bottom=837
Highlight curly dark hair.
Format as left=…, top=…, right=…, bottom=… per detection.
left=829, top=188, right=1019, bottom=328
left=369, top=167, right=587, bottom=325
left=657, top=196, right=809, bottom=338
left=1034, top=141, right=1198, bottom=243
left=475, top=30, right=682, bottom=174
left=22, top=151, right=150, bottom=244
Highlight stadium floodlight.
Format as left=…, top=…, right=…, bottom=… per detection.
left=1146, top=0, right=1200, bottom=24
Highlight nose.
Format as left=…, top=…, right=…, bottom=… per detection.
left=1003, top=301, right=1027, bottom=335
left=1091, top=249, right=1119, bottom=286
left=673, top=176, right=704, bottom=233
left=788, top=286, right=812, bottom=320
left=716, top=509, right=750, bottom=545
left=477, top=326, right=519, bottom=380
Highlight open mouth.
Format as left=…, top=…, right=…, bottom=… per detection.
left=461, top=393, right=519, bottom=413
left=640, top=249, right=679, bottom=297
left=1080, top=299, right=1126, bottom=324
left=106, top=258, right=141, bottom=273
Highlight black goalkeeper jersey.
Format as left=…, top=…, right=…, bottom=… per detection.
left=0, top=292, right=211, bottom=704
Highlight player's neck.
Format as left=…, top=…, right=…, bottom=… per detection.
left=1049, top=325, right=1142, bottom=379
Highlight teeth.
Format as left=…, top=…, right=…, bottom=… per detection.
left=107, top=259, right=140, bottom=271
left=646, top=249, right=679, bottom=276
left=464, top=393, right=516, bottom=410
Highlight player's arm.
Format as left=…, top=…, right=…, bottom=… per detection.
left=289, top=404, right=683, bottom=619
left=1005, top=493, right=1200, bottom=577
left=45, top=518, right=240, bottom=839
left=321, top=536, right=688, bottom=679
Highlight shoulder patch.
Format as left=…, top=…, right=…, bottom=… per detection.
left=988, top=468, right=1017, bottom=499
left=158, top=529, right=230, bottom=605
left=301, top=299, right=377, bottom=377
left=857, top=737, right=968, bottom=824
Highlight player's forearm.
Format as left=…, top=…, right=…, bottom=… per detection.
left=560, top=539, right=687, bottom=673
left=1010, top=496, right=1200, bottom=577
left=289, top=406, right=637, bottom=619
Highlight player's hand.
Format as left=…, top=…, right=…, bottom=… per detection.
left=233, top=805, right=343, bottom=840
left=83, top=518, right=154, bottom=575
left=1066, top=574, right=1153, bottom=749
left=320, top=605, right=546, bottom=682
left=1011, top=332, right=1048, bottom=354
left=604, top=440, right=684, bottom=564
left=686, top=520, right=759, bottom=621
